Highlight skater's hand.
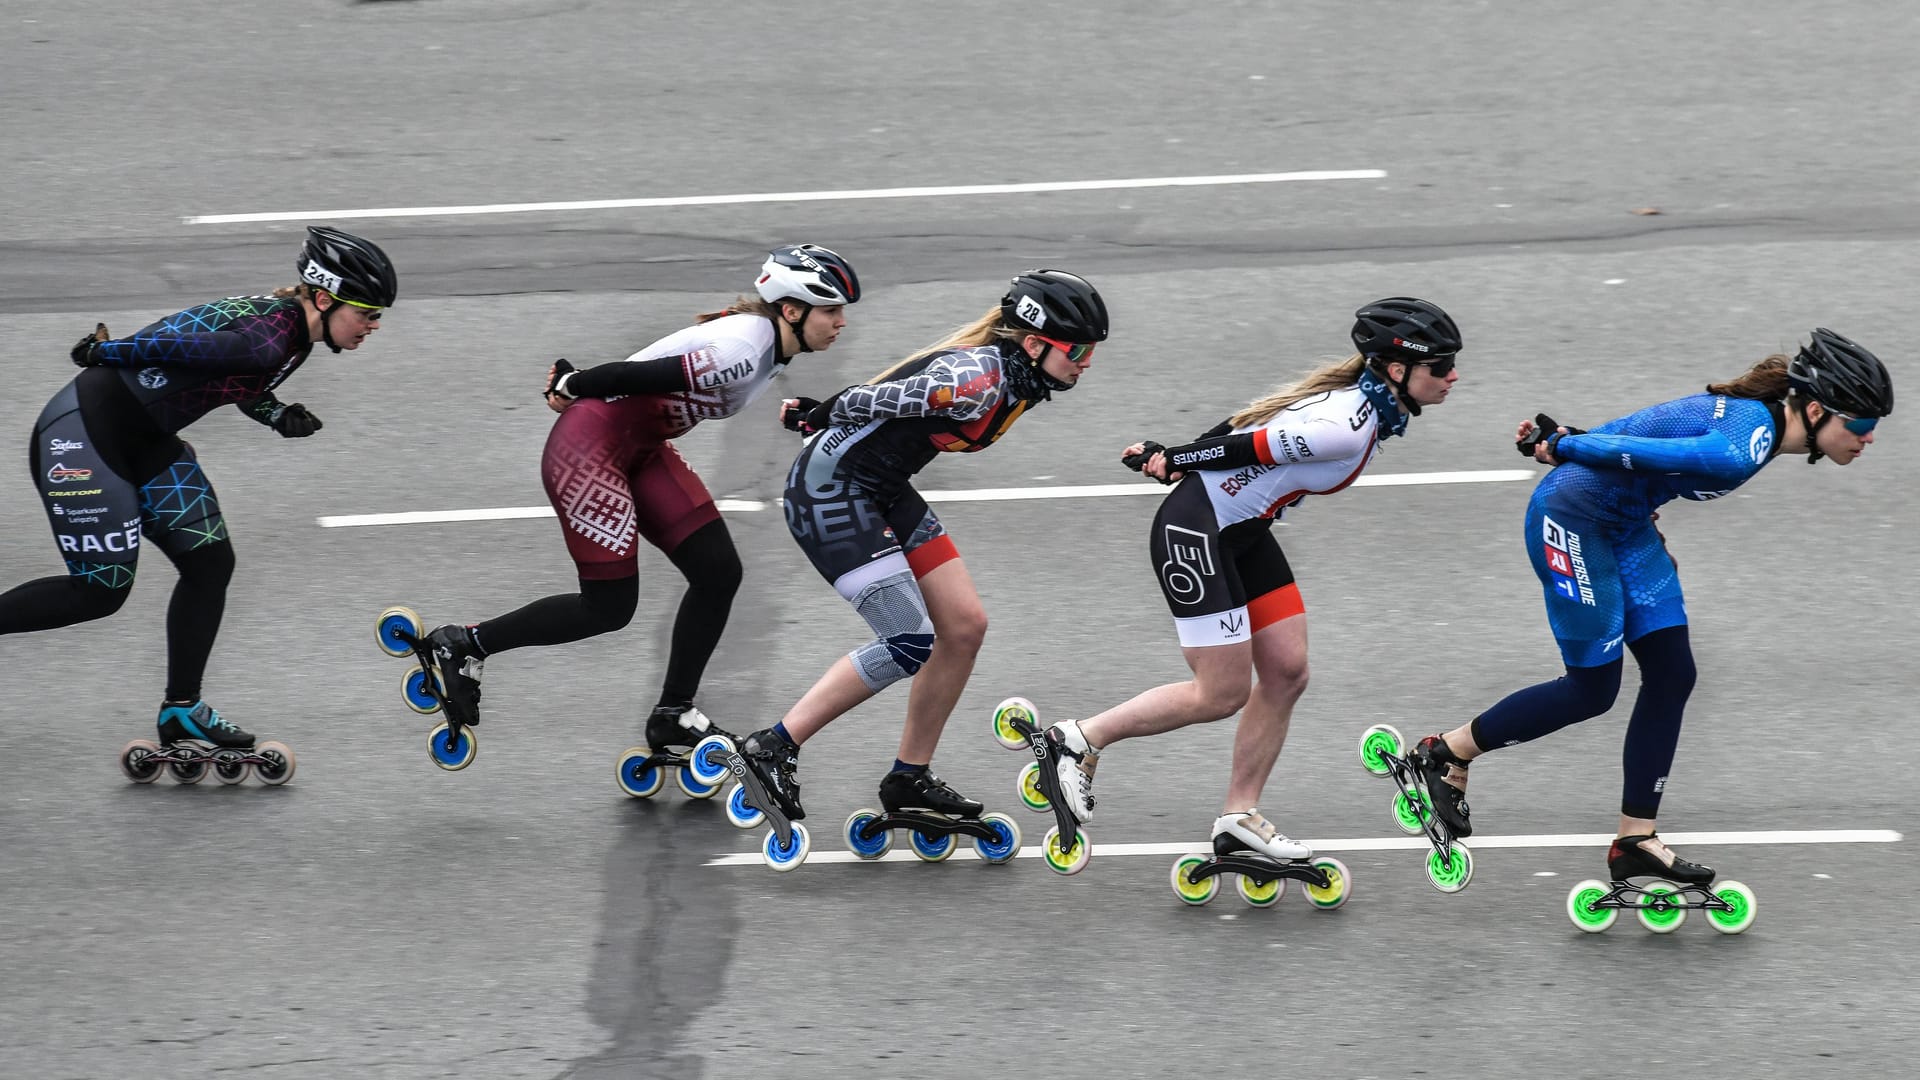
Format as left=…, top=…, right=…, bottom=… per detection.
left=269, top=402, right=323, bottom=438
left=70, top=322, right=110, bottom=367
left=1120, top=440, right=1164, bottom=472
left=545, top=358, right=577, bottom=413
left=1518, top=413, right=1584, bottom=465
left=780, top=396, right=822, bottom=433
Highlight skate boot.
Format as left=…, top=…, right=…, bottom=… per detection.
left=741, top=729, right=806, bottom=821
left=157, top=700, right=254, bottom=749
left=1411, top=734, right=1473, bottom=838
left=1609, top=833, right=1715, bottom=885
left=424, top=624, right=485, bottom=727
left=644, top=704, right=737, bottom=756
left=1044, top=719, right=1100, bottom=823
left=1212, top=809, right=1312, bottom=861
left=878, top=767, right=984, bottom=818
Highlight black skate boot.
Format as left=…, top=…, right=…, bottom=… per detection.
left=879, top=767, right=984, bottom=818
left=157, top=701, right=254, bottom=748
left=645, top=704, right=737, bottom=756
left=1609, top=833, right=1714, bottom=885
left=741, top=729, right=805, bottom=821
left=1411, top=734, right=1473, bottom=838
left=424, top=624, right=484, bottom=727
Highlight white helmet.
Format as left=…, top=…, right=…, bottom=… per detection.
left=755, top=244, right=861, bottom=306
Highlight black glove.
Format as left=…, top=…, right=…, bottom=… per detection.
left=781, top=396, right=822, bottom=432
left=801, top=393, right=842, bottom=435
left=270, top=402, right=323, bottom=438
left=70, top=323, right=109, bottom=368
left=1517, top=413, right=1586, bottom=458
left=1122, top=440, right=1166, bottom=472
left=544, top=358, right=576, bottom=400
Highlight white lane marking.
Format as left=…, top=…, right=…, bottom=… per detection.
left=702, top=828, right=1901, bottom=867
left=187, top=170, right=1388, bottom=224
left=315, top=469, right=1536, bottom=528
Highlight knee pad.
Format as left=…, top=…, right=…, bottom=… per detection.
left=847, top=570, right=935, bottom=690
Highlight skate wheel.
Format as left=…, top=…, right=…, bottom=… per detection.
left=1359, top=723, right=1404, bottom=777
left=119, top=738, right=164, bottom=784
left=169, top=756, right=208, bottom=785
left=688, top=734, right=735, bottom=788
left=1425, top=841, right=1474, bottom=894
left=1566, top=879, right=1618, bottom=933
left=1042, top=825, right=1091, bottom=876
left=1170, top=854, right=1219, bottom=906
left=254, top=741, right=296, bottom=786
left=1016, top=761, right=1051, bottom=813
left=376, top=606, right=423, bottom=658
left=1706, top=879, right=1758, bottom=935
left=909, top=828, right=956, bottom=863
left=844, top=809, right=894, bottom=860
left=724, top=783, right=765, bottom=830
left=973, top=812, right=1022, bottom=864
left=213, top=748, right=251, bottom=785
left=1236, top=873, right=1285, bottom=908
left=427, top=722, right=477, bottom=771
left=991, top=696, right=1038, bottom=750
left=676, top=760, right=722, bottom=800
left=1304, top=857, right=1352, bottom=911
left=763, top=823, right=811, bottom=872
left=615, top=747, right=666, bottom=799
left=1391, top=789, right=1428, bottom=835
left=402, top=668, right=443, bottom=715
left=1635, top=879, right=1688, bottom=933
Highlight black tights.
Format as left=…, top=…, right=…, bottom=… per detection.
left=472, top=517, right=743, bottom=707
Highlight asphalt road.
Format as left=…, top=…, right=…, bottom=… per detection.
left=2, top=3, right=1916, bottom=1078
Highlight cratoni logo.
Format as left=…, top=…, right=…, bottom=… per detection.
left=1749, top=425, right=1772, bottom=463
left=48, top=488, right=103, bottom=496
left=50, top=438, right=84, bottom=455
left=300, top=258, right=344, bottom=293
left=47, top=464, right=92, bottom=484
left=1014, top=295, right=1046, bottom=329
left=138, top=367, right=168, bottom=389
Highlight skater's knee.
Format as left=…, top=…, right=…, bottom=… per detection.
left=670, top=522, right=742, bottom=599
left=850, top=630, right=935, bottom=690
left=1255, top=652, right=1309, bottom=704
left=1194, top=679, right=1251, bottom=721
left=172, top=541, right=235, bottom=591
left=581, top=575, right=640, bottom=632
left=1563, top=660, right=1623, bottom=719
left=935, top=602, right=987, bottom=658
left=1630, top=626, right=1696, bottom=698
left=71, top=576, right=133, bottom=620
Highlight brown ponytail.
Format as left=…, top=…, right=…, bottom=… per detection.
left=1705, top=354, right=1791, bottom=401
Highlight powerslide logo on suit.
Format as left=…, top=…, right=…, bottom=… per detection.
left=1542, top=515, right=1595, bottom=606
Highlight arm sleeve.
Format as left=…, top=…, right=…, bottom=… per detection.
left=832, top=351, right=999, bottom=425
left=1554, top=431, right=1751, bottom=477
left=1163, top=413, right=1370, bottom=472
left=562, top=354, right=693, bottom=398
left=237, top=392, right=283, bottom=428
left=91, top=330, right=275, bottom=373
left=1195, top=418, right=1233, bottom=440
left=1161, top=431, right=1269, bottom=471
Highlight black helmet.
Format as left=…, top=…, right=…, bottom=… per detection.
left=1002, top=270, right=1109, bottom=343
left=1351, top=297, right=1461, bottom=362
left=756, top=244, right=861, bottom=306
left=1789, top=328, right=1893, bottom=418
left=298, top=226, right=398, bottom=308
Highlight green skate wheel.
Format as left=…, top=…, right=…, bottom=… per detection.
left=1043, top=825, right=1091, bottom=876
left=1170, top=854, right=1219, bottom=906
left=1303, top=857, right=1352, bottom=911
left=1392, top=789, right=1428, bottom=834
left=1017, top=761, right=1051, bottom=812
left=992, top=696, right=1037, bottom=750
left=1359, top=724, right=1404, bottom=776
left=1236, top=873, right=1284, bottom=908
left=1706, top=879, right=1758, bottom=935
left=1566, top=879, right=1618, bottom=933
left=1425, top=842, right=1473, bottom=894
left=1635, top=880, right=1687, bottom=933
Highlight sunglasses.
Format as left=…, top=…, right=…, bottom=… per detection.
left=1033, top=334, right=1096, bottom=363
left=1415, top=354, right=1458, bottom=378
left=1826, top=407, right=1878, bottom=436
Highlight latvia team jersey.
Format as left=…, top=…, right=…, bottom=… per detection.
left=588, top=313, right=783, bottom=440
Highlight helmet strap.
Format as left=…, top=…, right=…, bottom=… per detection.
left=316, top=290, right=344, bottom=354
left=781, top=301, right=815, bottom=356
left=1801, top=399, right=1830, bottom=464
left=1373, top=356, right=1421, bottom=417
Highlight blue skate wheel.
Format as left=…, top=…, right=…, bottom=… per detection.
left=724, top=783, right=765, bottom=829
left=615, top=747, right=666, bottom=799
left=972, top=813, right=1022, bottom=865
left=427, top=722, right=477, bottom=771
left=688, top=734, right=734, bottom=787
left=376, top=606, right=422, bottom=658
left=676, top=762, right=722, bottom=800
left=763, top=823, right=811, bottom=872
left=844, top=810, right=893, bottom=860
left=403, top=668, right=443, bottom=715
left=909, top=829, right=956, bottom=863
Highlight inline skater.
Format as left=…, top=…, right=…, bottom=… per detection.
left=735, top=269, right=1108, bottom=830
left=1410, top=328, right=1890, bottom=890
left=408, top=245, right=859, bottom=764
left=2, top=225, right=396, bottom=777
left=1027, top=297, right=1461, bottom=868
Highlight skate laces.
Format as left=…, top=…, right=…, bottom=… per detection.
left=190, top=703, right=239, bottom=733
